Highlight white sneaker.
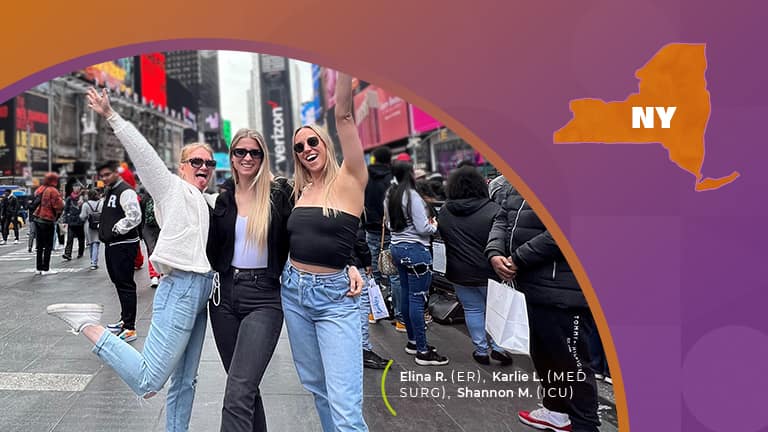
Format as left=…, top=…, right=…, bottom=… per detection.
left=41, top=270, right=59, bottom=275
left=150, top=276, right=159, bottom=288
left=518, top=407, right=571, bottom=432
left=0, top=240, right=6, bottom=245
left=46, top=303, right=103, bottom=334
left=13, top=240, right=19, bottom=244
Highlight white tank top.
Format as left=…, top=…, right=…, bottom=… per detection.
left=231, top=215, right=268, bottom=269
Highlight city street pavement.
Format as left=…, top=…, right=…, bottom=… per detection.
left=0, top=226, right=617, bottom=431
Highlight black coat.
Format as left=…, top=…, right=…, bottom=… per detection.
left=438, top=197, right=500, bottom=286
left=206, top=177, right=294, bottom=284
left=485, top=187, right=587, bottom=308
left=363, top=163, right=392, bottom=232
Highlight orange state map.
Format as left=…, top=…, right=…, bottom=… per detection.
left=553, top=43, right=739, bottom=191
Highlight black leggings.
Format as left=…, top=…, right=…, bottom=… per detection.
left=209, top=268, right=283, bottom=432
left=34, top=220, right=55, bottom=271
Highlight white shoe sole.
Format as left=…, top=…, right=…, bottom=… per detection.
left=46, top=304, right=104, bottom=314
left=518, top=415, right=570, bottom=432
left=414, top=357, right=449, bottom=366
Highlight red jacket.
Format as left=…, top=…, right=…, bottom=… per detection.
left=33, top=174, right=64, bottom=222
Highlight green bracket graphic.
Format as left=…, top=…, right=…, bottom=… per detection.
left=381, top=359, right=397, bottom=416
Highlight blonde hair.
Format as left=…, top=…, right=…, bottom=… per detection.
left=291, top=125, right=340, bottom=217
left=230, top=128, right=273, bottom=249
left=179, top=142, right=215, bottom=188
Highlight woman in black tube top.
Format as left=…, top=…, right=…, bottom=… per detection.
left=281, top=71, right=369, bottom=432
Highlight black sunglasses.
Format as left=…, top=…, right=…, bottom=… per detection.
left=232, top=148, right=264, bottom=159
left=293, top=136, right=321, bottom=153
left=183, top=158, right=216, bottom=169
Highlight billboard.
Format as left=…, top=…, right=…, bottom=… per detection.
left=138, top=53, right=167, bottom=109
left=410, top=104, right=443, bottom=134
left=353, top=86, right=410, bottom=150
left=80, top=58, right=134, bottom=94
left=14, top=93, right=49, bottom=176
left=0, top=100, right=15, bottom=176
left=259, top=55, right=295, bottom=176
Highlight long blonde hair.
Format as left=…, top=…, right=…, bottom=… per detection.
left=230, top=128, right=273, bottom=249
left=291, top=124, right=340, bottom=217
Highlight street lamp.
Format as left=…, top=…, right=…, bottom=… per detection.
left=81, top=108, right=98, bottom=186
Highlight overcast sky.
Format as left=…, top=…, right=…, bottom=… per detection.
left=218, top=50, right=312, bottom=132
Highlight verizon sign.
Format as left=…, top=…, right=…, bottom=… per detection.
left=259, top=55, right=294, bottom=176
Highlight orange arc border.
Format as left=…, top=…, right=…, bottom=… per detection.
left=1, top=42, right=629, bottom=432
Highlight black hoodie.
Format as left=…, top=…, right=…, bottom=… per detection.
left=437, top=197, right=501, bottom=286
left=363, top=163, right=393, bottom=232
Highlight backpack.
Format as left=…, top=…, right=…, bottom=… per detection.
left=29, top=187, right=47, bottom=215
left=87, top=201, right=101, bottom=230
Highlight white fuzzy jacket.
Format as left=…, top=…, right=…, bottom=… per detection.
left=108, top=113, right=216, bottom=275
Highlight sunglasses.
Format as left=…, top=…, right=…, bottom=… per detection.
left=232, top=148, right=264, bottom=159
left=183, top=158, right=217, bottom=169
left=293, top=136, right=321, bottom=153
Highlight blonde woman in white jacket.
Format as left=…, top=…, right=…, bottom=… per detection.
left=47, top=88, right=218, bottom=432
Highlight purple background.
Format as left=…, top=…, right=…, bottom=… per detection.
left=2, top=1, right=766, bottom=430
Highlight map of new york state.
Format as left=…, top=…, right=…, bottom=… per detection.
left=553, top=43, right=739, bottom=191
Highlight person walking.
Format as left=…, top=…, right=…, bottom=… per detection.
left=62, top=184, right=86, bottom=261
left=1, top=189, right=21, bottom=244
left=31, top=173, right=64, bottom=275
left=47, top=87, right=219, bottom=432
left=80, top=189, right=103, bottom=270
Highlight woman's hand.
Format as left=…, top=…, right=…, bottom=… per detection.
left=86, top=87, right=114, bottom=118
left=346, top=266, right=364, bottom=297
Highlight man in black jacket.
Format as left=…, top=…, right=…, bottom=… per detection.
left=363, top=146, right=404, bottom=330
left=1, top=190, right=21, bottom=244
left=485, top=186, right=600, bottom=432
left=98, top=161, right=142, bottom=343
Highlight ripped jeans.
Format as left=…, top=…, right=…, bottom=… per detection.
left=390, top=242, right=432, bottom=352
left=92, top=269, right=214, bottom=432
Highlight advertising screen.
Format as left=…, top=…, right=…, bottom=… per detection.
left=139, top=53, right=167, bottom=109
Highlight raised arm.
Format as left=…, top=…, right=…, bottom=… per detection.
left=335, top=73, right=368, bottom=188
left=86, top=88, right=173, bottom=203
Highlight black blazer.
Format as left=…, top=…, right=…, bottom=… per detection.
left=206, top=177, right=294, bottom=282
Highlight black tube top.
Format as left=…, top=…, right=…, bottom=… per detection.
left=287, top=206, right=360, bottom=269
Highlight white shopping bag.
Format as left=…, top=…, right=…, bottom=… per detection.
left=431, top=241, right=447, bottom=274
left=367, top=278, right=390, bottom=320
left=485, top=279, right=530, bottom=355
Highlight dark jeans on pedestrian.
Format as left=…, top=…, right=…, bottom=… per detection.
left=2, top=215, right=19, bottom=241
left=105, top=241, right=139, bottom=330
left=528, top=304, right=600, bottom=432
left=391, top=242, right=432, bottom=352
left=209, top=268, right=283, bottom=432
left=34, top=220, right=55, bottom=271
left=64, top=224, right=85, bottom=258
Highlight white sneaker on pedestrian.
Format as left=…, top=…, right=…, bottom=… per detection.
left=0, top=240, right=6, bottom=245
left=41, top=270, right=59, bottom=275
left=46, top=303, right=103, bottom=334
left=13, top=240, right=19, bottom=244
left=150, top=276, right=159, bottom=288
left=518, top=407, right=572, bottom=432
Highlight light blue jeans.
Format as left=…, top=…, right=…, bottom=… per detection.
left=92, top=269, right=214, bottom=432
left=281, top=262, right=367, bottom=432
left=89, top=241, right=100, bottom=266
left=358, top=269, right=373, bottom=351
left=453, top=283, right=503, bottom=356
